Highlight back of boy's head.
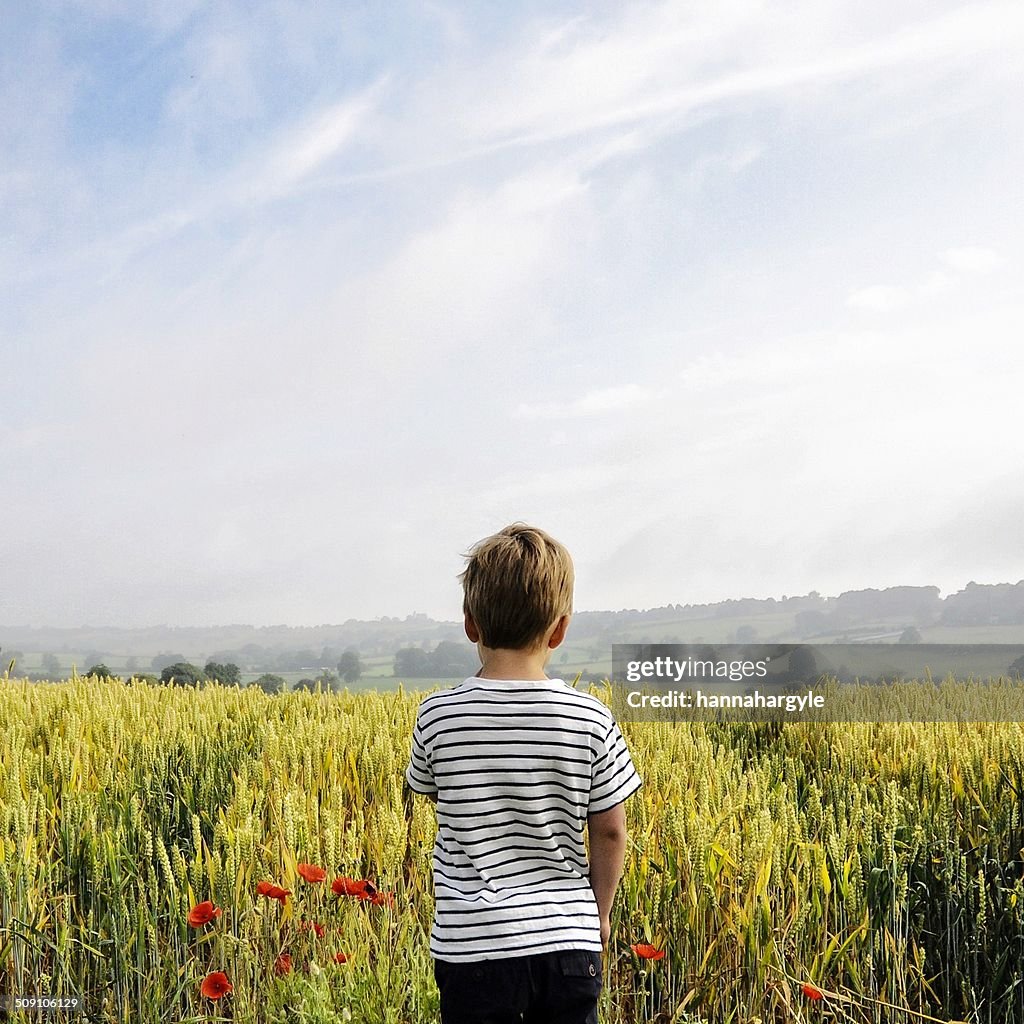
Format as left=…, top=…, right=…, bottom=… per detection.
left=459, top=523, right=574, bottom=651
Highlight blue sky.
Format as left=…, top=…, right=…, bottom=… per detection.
left=3, top=1, right=1023, bottom=627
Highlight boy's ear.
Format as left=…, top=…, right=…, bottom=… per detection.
left=548, top=614, right=571, bottom=650
left=464, top=612, right=481, bottom=644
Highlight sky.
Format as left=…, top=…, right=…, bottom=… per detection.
left=2, top=0, right=1023, bottom=627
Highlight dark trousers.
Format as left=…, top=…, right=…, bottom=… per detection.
left=434, top=948, right=602, bottom=1024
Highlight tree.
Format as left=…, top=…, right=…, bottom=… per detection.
left=338, top=650, right=362, bottom=684
left=1008, top=654, right=1024, bottom=679
left=275, top=649, right=319, bottom=672
left=85, top=664, right=114, bottom=679
left=394, top=647, right=430, bottom=678
left=315, top=670, right=341, bottom=692
left=898, top=626, right=922, bottom=644
left=125, top=656, right=139, bottom=673
left=204, top=661, right=241, bottom=686
left=252, top=673, right=287, bottom=695
left=436, top=641, right=478, bottom=677
left=786, top=647, right=818, bottom=684
left=160, top=662, right=203, bottom=687
left=42, top=653, right=62, bottom=678
left=394, top=642, right=478, bottom=679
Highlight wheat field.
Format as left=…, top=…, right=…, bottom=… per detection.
left=2, top=675, right=1023, bottom=1023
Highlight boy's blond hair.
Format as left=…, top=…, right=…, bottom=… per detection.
left=459, top=523, right=574, bottom=651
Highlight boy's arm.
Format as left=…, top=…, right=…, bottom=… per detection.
left=587, top=801, right=627, bottom=949
left=402, top=780, right=437, bottom=803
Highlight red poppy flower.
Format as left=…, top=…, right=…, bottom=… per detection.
left=256, top=881, right=291, bottom=903
left=297, top=863, right=327, bottom=883
left=368, top=891, right=395, bottom=907
left=274, top=953, right=293, bottom=976
left=187, top=900, right=222, bottom=927
left=299, top=920, right=327, bottom=938
left=630, top=943, right=666, bottom=960
left=331, top=876, right=373, bottom=897
left=801, top=983, right=824, bottom=1001
left=333, top=952, right=349, bottom=964
left=200, top=971, right=232, bottom=1000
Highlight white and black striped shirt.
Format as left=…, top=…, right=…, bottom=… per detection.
left=405, top=676, right=642, bottom=962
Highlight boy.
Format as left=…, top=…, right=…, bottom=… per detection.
left=405, top=524, right=642, bottom=1024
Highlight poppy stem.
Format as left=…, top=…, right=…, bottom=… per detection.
left=766, top=964, right=970, bottom=1024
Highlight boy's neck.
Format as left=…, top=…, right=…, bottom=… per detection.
left=476, top=646, right=552, bottom=681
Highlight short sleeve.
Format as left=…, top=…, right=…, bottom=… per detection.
left=588, top=718, right=642, bottom=815
left=405, top=703, right=438, bottom=797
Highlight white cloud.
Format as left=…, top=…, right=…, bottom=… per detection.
left=423, top=0, right=1024, bottom=165
left=477, top=463, right=627, bottom=507
left=941, top=246, right=1003, bottom=274
left=261, top=87, right=384, bottom=195
left=309, top=163, right=590, bottom=380
left=516, top=384, right=651, bottom=420
left=845, top=241, right=1007, bottom=317
left=846, top=285, right=910, bottom=312
left=917, top=269, right=956, bottom=299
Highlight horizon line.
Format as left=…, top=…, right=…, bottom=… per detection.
left=3, top=577, right=1023, bottom=633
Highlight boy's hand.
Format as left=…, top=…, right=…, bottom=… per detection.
left=600, top=915, right=611, bottom=949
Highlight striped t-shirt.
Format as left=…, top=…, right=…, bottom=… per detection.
left=405, top=676, right=642, bottom=962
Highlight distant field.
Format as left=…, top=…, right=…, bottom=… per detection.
left=8, top=622, right=1024, bottom=692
